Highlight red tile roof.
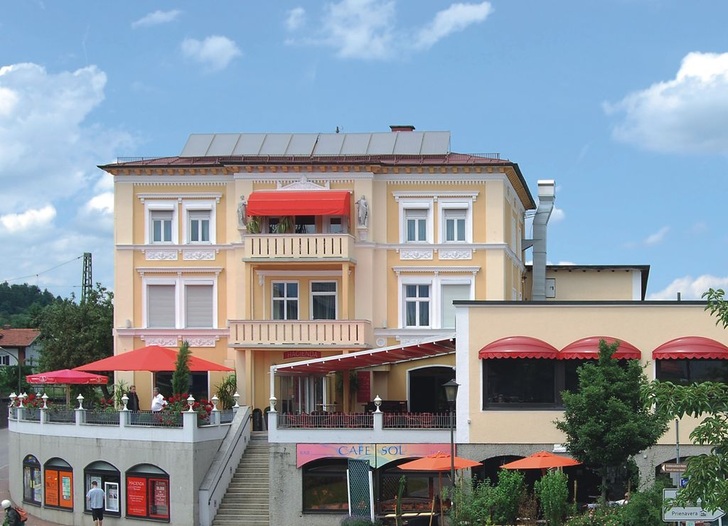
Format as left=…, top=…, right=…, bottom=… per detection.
left=0, top=328, right=40, bottom=347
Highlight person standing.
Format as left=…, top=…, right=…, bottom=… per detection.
left=86, top=481, right=105, bottom=526
left=126, top=385, right=140, bottom=411
left=151, top=387, right=167, bottom=412
left=2, top=499, right=22, bottom=526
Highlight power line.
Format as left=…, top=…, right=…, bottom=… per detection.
left=1, top=254, right=84, bottom=284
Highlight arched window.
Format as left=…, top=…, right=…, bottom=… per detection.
left=126, top=464, right=170, bottom=521
left=85, top=461, right=121, bottom=517
left=44, top=457, right=73, bottom=510
left=302, top=459, right=348, bottom=512
left=22, top=455, right=42, bottom=505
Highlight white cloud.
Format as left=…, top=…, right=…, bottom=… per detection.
left=550, top=206, right=565, bottom=223
left=321, top=0, right=396, bottom=60
left=286, top=7, right=306, bottom=31
left=86, top=192, right=114, bottom=215
left=131, top=10, right=181, bottom=29
left=181, top=36, right=242, bottom=71
left=0, top=62, right=133, bottom=296
left=297, top=1, right=491, bottom=60
left=644, top=226, right=669, bottom=246
left=605, top=52, right=728, bottom=154
left=648, top=274, right=728, bottom=300
left=0, top=205, right=56, bottom=233
left=413, top=2, right=493, bottom=50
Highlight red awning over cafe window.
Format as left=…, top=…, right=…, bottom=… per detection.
left=478, top=336, right=559, bottom=359
left=247, top=190, right=351, bottom=217
left=652, top=336, right=728, bottom=360
left=559, top=336, right=641, bottom=360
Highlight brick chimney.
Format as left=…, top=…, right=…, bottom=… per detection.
left=389, top=125, right=415, bottom=132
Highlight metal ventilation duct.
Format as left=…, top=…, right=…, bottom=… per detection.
left=531, top=180, right=555, bottom=301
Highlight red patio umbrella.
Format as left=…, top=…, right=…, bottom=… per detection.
left=501, top=451, right=581, bottom=470
left=74, top=345, right=233, bottom=372
left=399, top=452, right=482, bottom=526
left=26, top=369, right=108, bottom=385
left=26, top=369, right=109, bottom=405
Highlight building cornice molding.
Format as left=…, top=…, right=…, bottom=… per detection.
left=233, top=171, right=373, bottom=182
left=392, top=266, right=480, bottom=275
left=136, top=266, right=223, bottom=276
left=137, top=192, right=222, bottom=203
left=393, top=190, right=479, bottom=201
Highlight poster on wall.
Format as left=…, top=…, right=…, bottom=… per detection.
left=60, top=472, right=73, bottom=509
left=105, top=482, right=119, bottom=513
left=150, top=479, right=169, bottom=519
left=45, top=470, right=59, bottom=507
left=126, top=477, right=147, bottom=517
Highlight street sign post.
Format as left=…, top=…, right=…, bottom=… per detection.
left=663, top=488, right=725, bottom=523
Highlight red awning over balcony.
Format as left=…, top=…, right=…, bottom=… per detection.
left=478, top=336, right=559, bottom=359
left=652, top=336, right=728, bottom=360
left=559, top=336, right=641, bottom=360
left=247, top=190, right=351, bottom=217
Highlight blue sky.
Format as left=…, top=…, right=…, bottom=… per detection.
left=1, top=1, right=727, bottom=300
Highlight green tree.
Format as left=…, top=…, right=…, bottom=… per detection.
left=36, top=284, right=113, bottom=372
left=556, top=340, right=669, bottom=502
left=172, top=340, right=191, bottom=396
left=641, top=287, right=728, bottom=511
left=0, top=281, right=60, bottom=327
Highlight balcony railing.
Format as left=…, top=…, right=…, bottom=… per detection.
left=243, top=233, right=355, bottom=261
left=277, top=412, right=453, bottom=430
left=229, top=319, right=373, bottom=347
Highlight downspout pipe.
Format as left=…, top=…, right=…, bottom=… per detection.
left=531, top=180, right=555, bottom=301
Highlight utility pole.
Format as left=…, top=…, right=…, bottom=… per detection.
left=81, top=252, right=92, bottom=303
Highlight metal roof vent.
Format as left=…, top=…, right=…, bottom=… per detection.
left=390, top=125, right=415, bottom=132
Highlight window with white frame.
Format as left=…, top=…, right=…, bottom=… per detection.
left=0, top=354, right=10, bottom=366
left=438, top=201, right=472, bottom=244
left=185, top=284, right=214, bottom=327
left=145, top=201, right=178, bottom=245
left=444, top=210, right=466, bottom=242
left=398, top=200, right=433, bottom=243
left=144, top=277, right=217, bottom=329
left=272, top=282, right=299, bottom=320
left=404, top=284, right=430, bottom=327
left=399, top=274, right=474, bottom=330
left=440, top=283, right=470, bottom=329
left=188, top=211, right=210, bottom=243
left=311, top=282, right=337, bottom=320
left=405, top=210, right=428, bottom=242
left=151, top=211, right=173, bottom=243
left=183, top=201, right=216, bottom=244
left=147, top=284, right=176, bottom=328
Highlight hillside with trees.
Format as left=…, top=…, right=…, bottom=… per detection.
left=0, top=282, right=61, bottom=327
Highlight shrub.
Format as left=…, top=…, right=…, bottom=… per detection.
left=535, top=470, right=569, bottom=525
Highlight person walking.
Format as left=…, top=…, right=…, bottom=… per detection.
left=2, top=499, right=22, bottom=526
left=86, top=480, right=105, bottom=526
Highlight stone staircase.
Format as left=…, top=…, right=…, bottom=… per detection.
left=211, top=431, right=270, bottom=526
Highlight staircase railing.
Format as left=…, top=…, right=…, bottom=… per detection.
left=198, top=406, right=252, bottom=526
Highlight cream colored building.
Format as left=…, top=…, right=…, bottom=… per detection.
left=95, top=126, right=728, bottom=523
left=103, top=126, right=536, bottom=414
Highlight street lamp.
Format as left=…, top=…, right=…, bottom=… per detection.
left=442, top=379, right=459, bottom=489
left=0, top=345, right=22, bottom=396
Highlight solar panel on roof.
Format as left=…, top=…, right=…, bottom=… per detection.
left=206, top=134, right=241, bottom=156
left=232, top=134, right=267, bottom=156
left=180, top=131, right=451, bottom=157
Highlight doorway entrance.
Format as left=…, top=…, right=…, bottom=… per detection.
left=408, top=366, right=455, bottom=413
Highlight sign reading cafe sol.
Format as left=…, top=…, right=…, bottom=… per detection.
left=296, top=443, right=451, bottom=468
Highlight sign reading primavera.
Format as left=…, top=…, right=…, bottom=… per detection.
left=663, top=488, right=725, bottom=522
